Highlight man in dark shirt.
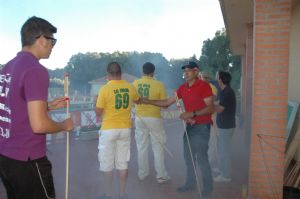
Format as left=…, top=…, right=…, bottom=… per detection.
left=214, top=71, right=236, bottom=182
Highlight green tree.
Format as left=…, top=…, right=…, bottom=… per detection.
left=47, top=29, right=241, bottom=95
left=199, top=29, right=241, bottom=92
left=62, top=51, right=180, bottom=93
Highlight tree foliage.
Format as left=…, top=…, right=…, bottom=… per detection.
left=49, top=51, right=183, bottom=93
left=48, top=28, right=241, bottom=94
left=199, top=29, right=241, bottom=91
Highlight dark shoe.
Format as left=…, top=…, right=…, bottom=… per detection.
left=201, top=189, right=212, bottom=198
left=119, top=194, right=129, bottom=199
left=96, top=195, right=112, bottom=199
left=176, top=184, right=196, bottom=192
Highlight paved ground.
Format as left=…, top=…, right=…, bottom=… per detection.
left=0, top=119, right=248, bottom=199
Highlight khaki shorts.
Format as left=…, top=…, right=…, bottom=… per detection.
left=98, top=128, right=131, bottom=171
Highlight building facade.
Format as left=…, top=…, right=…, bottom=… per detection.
left=219, top=0, right=300, bottom=198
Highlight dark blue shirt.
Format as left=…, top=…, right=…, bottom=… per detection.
left=216, top=86, right=236, bottom=129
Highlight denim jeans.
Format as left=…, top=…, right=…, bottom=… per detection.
left=183, top=123, right=213, bottom=193
left=218, top=128, right=234, bottom=178
left=0, top=155, right=55, bottom=199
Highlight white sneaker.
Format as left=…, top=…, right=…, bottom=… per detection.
left=157, top=176, right=171, bottom=183
left=213, top=175, right=231, bottom=183
left=138, top=174, right=148, bottom=181
left=212, top=167, right=221, bottom=174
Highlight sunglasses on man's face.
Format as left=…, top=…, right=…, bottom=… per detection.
left=43, top=35, right=57, bottom=46
left=36, top=35, right=57, bottom=46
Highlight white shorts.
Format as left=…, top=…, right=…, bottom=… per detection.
left=98, top=128, right=131, bottom=172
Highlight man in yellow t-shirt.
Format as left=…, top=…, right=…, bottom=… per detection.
left=200, top=72, right=218, bottom=98
left=200, top=71, right=220, bottom=175
left=132, top=62, right=170, bottom=184
left=96, top=62, right=139, bottom=199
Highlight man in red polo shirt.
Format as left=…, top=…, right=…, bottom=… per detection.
left=142, top=61, right=214, bottom=198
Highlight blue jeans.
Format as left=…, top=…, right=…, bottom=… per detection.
left=183, top=124, right=213, bottom=193
left=218, top=128, right=234, bottom=178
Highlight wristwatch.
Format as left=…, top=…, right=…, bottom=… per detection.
left=193, top=111, right=197, bottom=117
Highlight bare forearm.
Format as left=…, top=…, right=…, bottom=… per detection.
left=194, top=104, right=215, bottom=116
left=95, top=108, right=103, bottom=118
left=28, top=100, right=73, bottom=134
left=148, top=100, right=168, bottom=107
left=146, top=97, right=175, bottom=107
left=180, top=104, right=214, bottom=120
left=214, top=105, right=224, bottom=113
left=38, top=119, right=68, bottom=134
left=47, top=97, right=68, bottom=111
left=33, top=116, right=72, bottom=134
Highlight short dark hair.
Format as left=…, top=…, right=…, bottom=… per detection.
left=218, top=71, right=232, bottom=85
left=21, top=16, right=57, bottom=47
left=143, top=62, right=155, bottom=74
left=107, top=61, right=122, bottom=77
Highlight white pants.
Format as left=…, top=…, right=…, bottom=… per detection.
left=98, top=129, right=131, bottom=172
left=208, top=121, right=219, bottom=168
left=135, top=117, right=168, bottom=179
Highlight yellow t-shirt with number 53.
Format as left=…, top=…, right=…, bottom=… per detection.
left=96, top=80, right=139, bottom=130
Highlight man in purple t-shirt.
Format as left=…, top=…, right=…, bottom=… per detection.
left=0, top=16, right=74, bottom=199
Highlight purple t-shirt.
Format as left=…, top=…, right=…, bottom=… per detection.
left=0, top=51, right=49, bottom=161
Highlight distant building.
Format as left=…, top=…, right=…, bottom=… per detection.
left=219, top=0, right=299, bottom=198
left=89, top=73, right=138, bottom=96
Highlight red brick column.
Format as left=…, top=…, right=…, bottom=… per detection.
left=241, top=54, right=247, bottom=118
left=241, top=24, right=254, bottom=153
left=245, top=23, right=254, bottom=134
left=249, top=0, right=291, bottom=198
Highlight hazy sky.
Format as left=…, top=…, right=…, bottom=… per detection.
left=0, top=0, right=224, bottom=69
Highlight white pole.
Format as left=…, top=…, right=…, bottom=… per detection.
left=174, top=92, right=202, bottom=199
left=64, top=73, right=70, bottom=199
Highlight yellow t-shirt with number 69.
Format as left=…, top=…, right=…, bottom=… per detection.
left=133, top=76, right=167, bottom=118
left=96, top=80, right=139, bottom=130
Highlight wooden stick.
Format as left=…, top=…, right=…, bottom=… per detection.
left=64, top=73, right=70, bottom=199
left=286, top=165, right=296, bottom=185
left=285, top=128, right=300, bottom=170
left=294, top=166, right=300, bottom=186
left=174, top=92, right=202, bottom=199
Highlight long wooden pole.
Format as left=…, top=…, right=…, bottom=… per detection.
left=174, top=92, right=202, bottom=199
left=64, top=73, right=70, bottom=199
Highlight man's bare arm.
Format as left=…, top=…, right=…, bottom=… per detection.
left=214, top=104, right=225, bottom=113
left=95, top=107, right=104, bottom=117
left=180, top=96, right=214, bottom=120
left=28, top=101, right=74, bottom=134
left=142, top=96, right=176, bottom=107
left=47, top=96, right=68, bottom=111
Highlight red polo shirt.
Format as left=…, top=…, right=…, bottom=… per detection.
left=176, top=78, right=213, bottom=124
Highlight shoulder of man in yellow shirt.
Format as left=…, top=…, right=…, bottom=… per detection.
left=97, top=80, right=139, bottom=129
left=133, top=76, right=167, bottom=99
left=97, top=80, right=139, bottom=107
left=209, top=83, right=218, bottom=97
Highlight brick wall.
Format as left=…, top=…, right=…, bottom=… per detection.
left=240, top=24, right=254, bottom=188
left=245, top=24, right=254, bottom=142
left=248, top=0, right=292, bottom=198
